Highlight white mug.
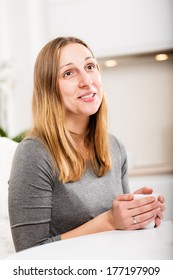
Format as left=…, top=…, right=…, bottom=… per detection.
left=133, top=193, right=159, bottom=229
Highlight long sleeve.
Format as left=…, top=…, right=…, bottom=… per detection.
left=109, top=135, right=130, bottom=194
left=8, top=138, right=60, bottom=252
left=117, top=138, right=130, bottom=194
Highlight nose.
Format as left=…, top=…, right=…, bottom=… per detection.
left=78, top=70, right=92, bottom=88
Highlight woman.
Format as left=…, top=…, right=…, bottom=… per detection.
left=8, top=37, right=165, bottom=252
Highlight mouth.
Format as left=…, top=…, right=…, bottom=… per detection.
left=78, top=93, right=96, bottom=100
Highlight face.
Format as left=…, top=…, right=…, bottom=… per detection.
left=58, top=43, right=103, bottom=120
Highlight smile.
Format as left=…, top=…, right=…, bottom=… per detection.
left=78, top=93, right=95, bottom=99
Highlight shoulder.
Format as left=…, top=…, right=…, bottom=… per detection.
left=15, top=137, right=45, bottom=153
left=108, top=133, right=127, bottom=157
left=12, top=137, right=52, bottom=170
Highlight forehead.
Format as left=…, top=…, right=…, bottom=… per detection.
left=59, top=43, right=93, bottom=66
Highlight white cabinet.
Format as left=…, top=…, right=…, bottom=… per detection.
left=47, top=0, right=173, bottom=58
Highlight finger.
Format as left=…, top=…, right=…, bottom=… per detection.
left=157, top=200, right=166, bottom=212
left=128, top=195, right=157, bottom=210
left=155, top=216, right=161, bottom=227
left=156, top=211, right=164, bottom=220
left=144, top=208, right=160, bottom=222
left=158, top=195, right=165, bottom=203
left=116, top=193, right=133, bottom=201
left=130, top=206, right=160, bottom=225
left=127, top=215, right=156, bottom=230
left=133, top=186, right=153, bottom=195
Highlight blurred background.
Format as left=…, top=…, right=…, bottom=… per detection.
left=0, top=0, right=173, bottom=219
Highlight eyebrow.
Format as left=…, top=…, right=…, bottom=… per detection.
left=59, top=56, right=95, bottom=70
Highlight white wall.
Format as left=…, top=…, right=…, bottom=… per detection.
left=0, top=0, right=31, bottom=136
left=47, top=0, right=173, bottom=57
left=101, top=55, right=173, bottom=166
left=0, top=0, right=49, bottom=137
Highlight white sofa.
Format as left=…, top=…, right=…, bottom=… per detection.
left=0, top=137, right=18, bottom=259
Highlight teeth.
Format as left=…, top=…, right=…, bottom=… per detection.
left=81, top=93, right=94, bottom=99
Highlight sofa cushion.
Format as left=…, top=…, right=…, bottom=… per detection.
left=0, top=137, right=18, bottom=258
left=0, top=137, right=18, bottom=219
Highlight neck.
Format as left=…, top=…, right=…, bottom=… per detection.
left=66, top=115, right=89, bottom=139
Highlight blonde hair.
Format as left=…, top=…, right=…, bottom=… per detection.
left=29, top=37, right=111, bottom=182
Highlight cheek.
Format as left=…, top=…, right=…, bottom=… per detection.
left=96, top=78, right=103, bottom=97
left=59, top=81, right=73, bottom=98
left=94, top=72, right=103, bottom=88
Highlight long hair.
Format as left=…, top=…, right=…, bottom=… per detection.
left=29, top=37, right=111, bottom=182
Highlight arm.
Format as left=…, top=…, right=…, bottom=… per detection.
left=8, top=139, right=59, bottom=252
left=61, top=211, right=113, bottom=240
left=61, top=192, right=161, bottom=239
left=8, top=138, right=115, bottom=250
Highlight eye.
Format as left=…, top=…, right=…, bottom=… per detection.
left=86, top=63, right=96, bottom=70
left=63, top=70, right=72, bottom=77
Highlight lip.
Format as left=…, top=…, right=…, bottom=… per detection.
left=77, top=92, right=96, bottom=99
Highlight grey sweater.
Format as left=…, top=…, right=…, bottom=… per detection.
left=8, top=134, right=130, bottom=252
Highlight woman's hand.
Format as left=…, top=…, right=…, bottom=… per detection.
left=108, top=191, right=161, bottom=230
left=154, top=195, right=165, bottom=226
left=133, top=186, right=153, bottom=195
left=133, top=186, right=165, bottom=227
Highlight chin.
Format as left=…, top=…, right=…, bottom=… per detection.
left=83, top=107, right=100, bottom=116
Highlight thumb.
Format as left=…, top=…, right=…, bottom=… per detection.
left=133, top=186, right=153, bottom=194
left=116, top=193, right=133, bottom=201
